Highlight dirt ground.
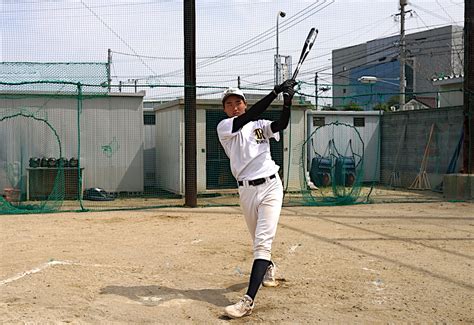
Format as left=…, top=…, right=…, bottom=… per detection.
left=0, top=202, right=473, bottom=324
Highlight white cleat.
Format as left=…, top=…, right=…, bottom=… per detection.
left=224, top=294, right=254, bottom=318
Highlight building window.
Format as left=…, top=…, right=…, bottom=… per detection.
left=343, top=88, right=346, bottom=94
left=354, top=117, right=365, bottom=127
left=144, top=114, right=156, bottom=125
left=313, top=116, right=325, bottom=127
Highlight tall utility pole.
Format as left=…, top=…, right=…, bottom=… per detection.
left=398, top=0, right=408, bottom=110
left=107, top=49, right=112, bottom=92
left=463, top=0, right=474, bottom=173
left=314, top=72, right=318, bottom=110
left=184, top=0, right=197, bottom=207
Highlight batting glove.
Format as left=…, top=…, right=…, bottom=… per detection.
left=274, top=79, right=297, bottom=94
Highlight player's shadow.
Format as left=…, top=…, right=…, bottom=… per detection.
left=100, top=282, right=247, bottom=307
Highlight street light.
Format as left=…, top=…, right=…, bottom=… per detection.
left=358, top=76, right=378, bottom=110
left=357, top=76, right=378, bottom=84
left=358, top=75, right=400, bottom=110
left=275, top=10, right=286, bottom=87
left=358, top=75, right=400, bottom=86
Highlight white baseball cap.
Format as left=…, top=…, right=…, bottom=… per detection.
left=221, top=87, right=246, bottom=105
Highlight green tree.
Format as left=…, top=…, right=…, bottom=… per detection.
left=322, top=105, right=337, bottom=111
left=342, top=101, right=363, bottom=111
left=386, top=95, right=399, bottom=110
left=373, top=102, right=390, bottom=112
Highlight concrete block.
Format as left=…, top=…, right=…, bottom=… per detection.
left=443, top=174, right=474, bottom=200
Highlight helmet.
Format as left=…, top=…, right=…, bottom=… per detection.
left=221, top=87, right=246, bottom=105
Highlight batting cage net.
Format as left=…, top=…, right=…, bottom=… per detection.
left=0, top=63, right=469, bottom=214
left=0, top=10, right=470, bottom=214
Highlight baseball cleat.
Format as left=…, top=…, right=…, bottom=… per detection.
left=224, top=294, right=254, bottom=318
left=262, top=262, right=278, bottom=287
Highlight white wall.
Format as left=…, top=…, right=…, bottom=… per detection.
left=80, top=94, right=144, bottom=192
left=283, top=108, right=307, bottom=190
left=154, top=103, right=183, bottom=194
left=439, top=84, right=463, bottom=107
left=196, top=109, right=207, bottom=192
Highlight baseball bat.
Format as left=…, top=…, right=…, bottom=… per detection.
left=291, top=28, right=318, bottom=80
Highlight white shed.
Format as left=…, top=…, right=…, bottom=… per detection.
left=306, top=110, right=382, bottom=182
left=154, top=98, right=310, bottom=195
left=432, top=75, right=464, bottom=108
left=0, top=91, right=145, bottom=195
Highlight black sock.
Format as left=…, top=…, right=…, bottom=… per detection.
left=246, top=259, right=271, bottom=300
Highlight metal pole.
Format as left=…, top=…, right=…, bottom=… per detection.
left=399, top=0, right=406, bottom=110
left=184, top=0, right=197, bottom=207
left=107, top=49, right=112, bottom=92
left=314, top=72, right=318, bottom=110
left=463, top=0, right=474, bottom=173
left=276, top=14, right=280, bottom=86
left=275, top=11, right=286, bottom=87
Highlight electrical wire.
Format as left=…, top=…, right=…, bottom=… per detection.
left=409, top=3, right=456, bottom=24
left=111, top=47, right=275, bottom=61
left=79, top=0, right=161, bottom=83
left=158, top=0, right=335, bottom=79
left=435, top=0, right=457, bottom=24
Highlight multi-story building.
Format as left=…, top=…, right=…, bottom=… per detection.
left=332, top=25, right=463, bottom=110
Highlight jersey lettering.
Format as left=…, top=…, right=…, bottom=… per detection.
left=254, top=128, right=267, bottom=144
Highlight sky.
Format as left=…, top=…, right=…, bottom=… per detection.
left=0, top=0, right=465, bottom=104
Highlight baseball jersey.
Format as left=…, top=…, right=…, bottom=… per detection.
left=217, top=117, right=280, bottom=181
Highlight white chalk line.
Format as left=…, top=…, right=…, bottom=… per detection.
left=0, top=260, right=71, bottom=286
left=0, top=260, right=126, bottom=286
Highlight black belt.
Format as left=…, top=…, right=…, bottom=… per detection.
left=238, top=174, right=276, bottom=187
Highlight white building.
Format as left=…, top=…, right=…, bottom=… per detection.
left=432, top=75, right=464, bottom=107
left=154, top=98, right=309, bottom=195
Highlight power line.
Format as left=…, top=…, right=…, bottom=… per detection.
left=111, top=47, right=275, bottom=61
left=158, top=0, right=335, bottom=79
left=79, top=0, right=161, bottom=83
left=435, top=0, right=457, bottom=24
left=409, top=3, right=456, bottom=24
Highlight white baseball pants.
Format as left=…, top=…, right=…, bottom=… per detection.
left=238, top=174, right=283, bottom=261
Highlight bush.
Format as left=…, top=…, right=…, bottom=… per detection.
left=342, top=101, right=363, bottom=111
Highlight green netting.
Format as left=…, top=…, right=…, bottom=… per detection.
left=0, top=62, right=108, bottom=94
left=0, top=62, right=108, bottom=214
left=0, top=106, right=64, bottom=213
left=0, top=62, right=471, bottom=214
left=297, top=121, right=369, bottom=206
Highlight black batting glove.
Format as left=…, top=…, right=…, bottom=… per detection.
left=274, top=79, right=297, bottom=94
left=283, top=87, right=295, bottom=106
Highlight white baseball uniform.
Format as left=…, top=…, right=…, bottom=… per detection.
left=217, top=117, right=283, bottom=261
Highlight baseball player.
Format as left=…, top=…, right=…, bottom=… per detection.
left=217, top=79, right=296, bottom=318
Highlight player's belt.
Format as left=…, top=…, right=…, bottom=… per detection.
left=238, top=174, right=276, bottom=187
